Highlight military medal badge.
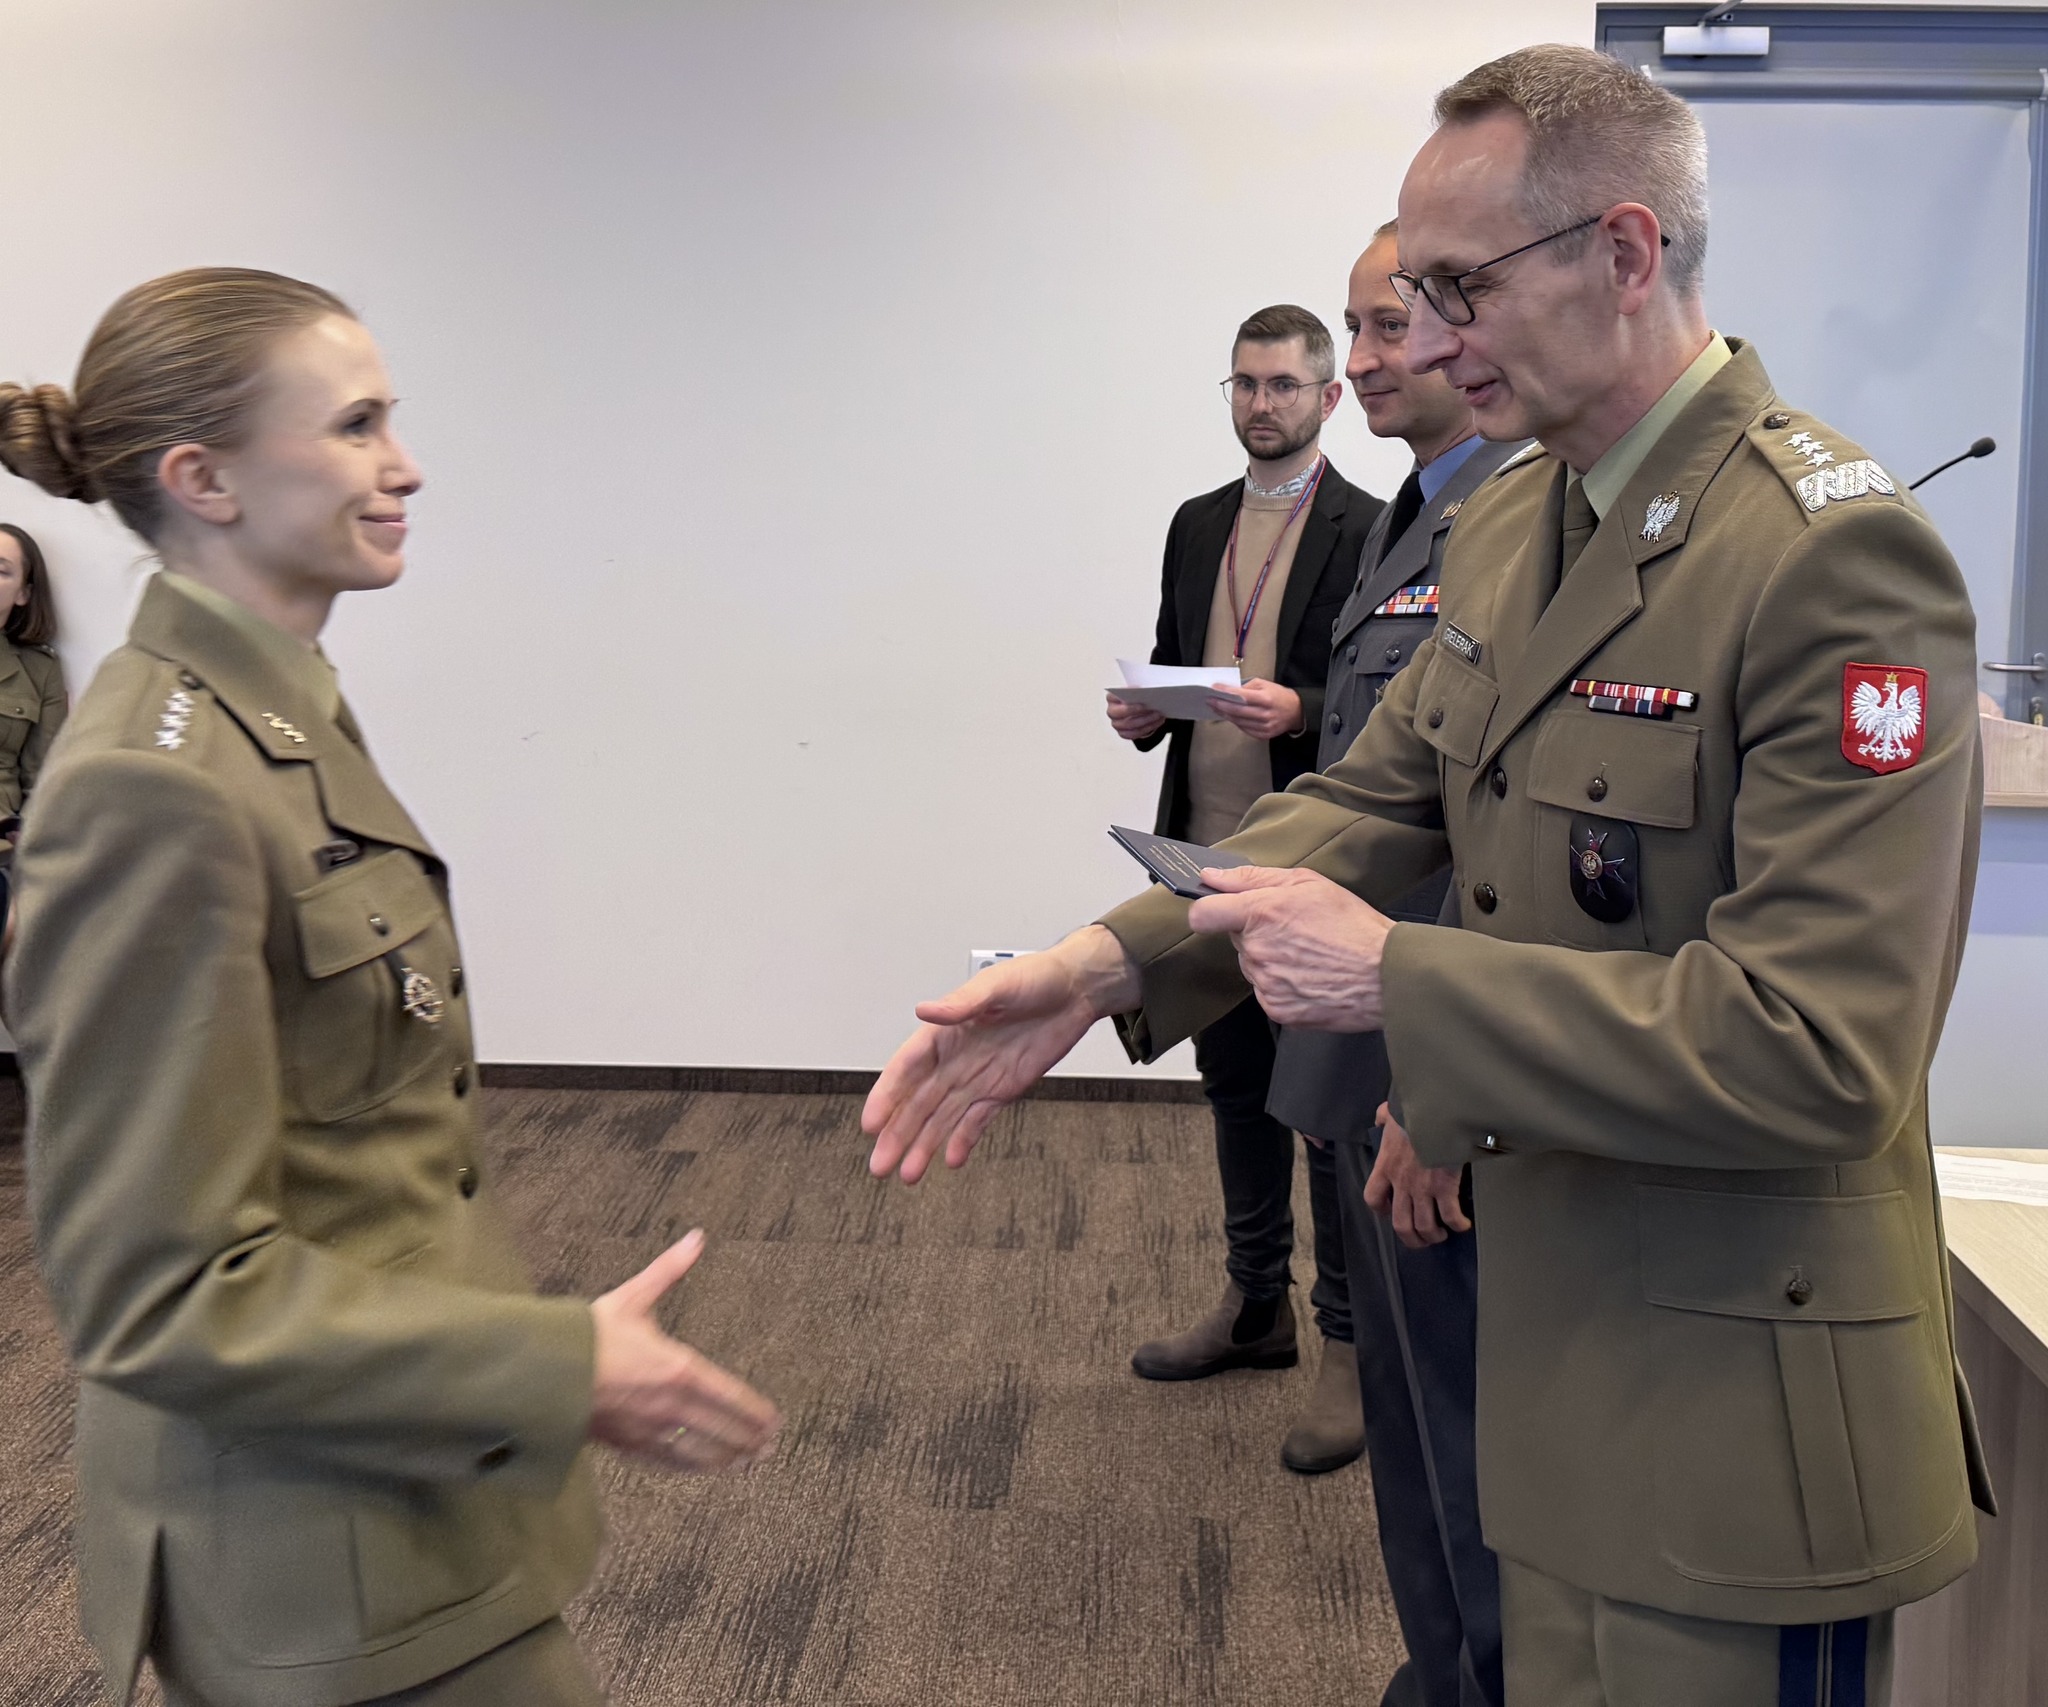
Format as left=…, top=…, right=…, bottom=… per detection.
left=1567, top=815, right=1639, bottom=923
left=1842, top=663, right=1926, bottom=774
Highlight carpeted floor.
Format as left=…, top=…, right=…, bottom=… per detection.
left=0, top=1081, right=1405, bottom=1706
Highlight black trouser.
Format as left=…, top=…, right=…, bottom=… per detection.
left=1331, top=1136, right=1501, bottom=1707
left=1192, top=995, right=1350, bottom=1341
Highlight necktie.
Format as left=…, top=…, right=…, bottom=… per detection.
left=1558, top=477, right=1598, bottom=586
left=1377, top=470, right=1425, bottom=567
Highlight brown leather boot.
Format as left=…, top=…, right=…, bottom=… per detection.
left=1280, top=1336, right=1366, bottom=1474
left=1130, top=1282, right=1298, bottom=1381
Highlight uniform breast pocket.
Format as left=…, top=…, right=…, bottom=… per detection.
left=1524, top=711, right=1697, bottom=950
left=1639, top=1187, right=1966, bottom=1589
left=1410, top=643, right=1498, bottom=770
left=282, top=849, right=450, bottom=1123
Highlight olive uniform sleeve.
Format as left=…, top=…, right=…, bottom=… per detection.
left=18, top=650, right=67, bottom=802
left=14, top=750, right=595, bottom=1494
left=1385, top=501, right=1978, bottom=1170
left=1102, top=630, right=1453, bottom=1058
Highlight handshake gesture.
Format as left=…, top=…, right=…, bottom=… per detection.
left=864, top=864, right=1396, bottom=1182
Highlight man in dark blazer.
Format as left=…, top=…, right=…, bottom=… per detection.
left=1106, top=304, right=1383, bottom=1472
left=1266, top=223, right=1526, bottom=1707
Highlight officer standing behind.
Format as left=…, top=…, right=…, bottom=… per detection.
left=869, top=45, right=1990, bottom=1706
left=1105, top=305, right=1381, bottom=1473
left=1264, top=221, right=1524, bottom=1707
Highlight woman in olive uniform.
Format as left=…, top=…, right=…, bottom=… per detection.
left=0, top=270, right=781, bottom=1707
left=0, top=523, right=69, bottom=820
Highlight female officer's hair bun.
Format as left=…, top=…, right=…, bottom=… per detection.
left=0, top=268, right=353, bottom=542
left=0, top=383, right=100, bottom=505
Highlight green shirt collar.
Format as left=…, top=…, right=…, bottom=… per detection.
left=1577, top=332, right=1732, bottom=521
left=160, top=571, right=341, bottom=723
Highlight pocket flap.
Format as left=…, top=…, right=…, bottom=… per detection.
left=1528, top=712, right=1698, bottom=828
left=1411, top=645, right=1498, bottom=769
left=295, top=848, right=441, bottom=979
left=1640, top=1187, right=1925, bottom=1322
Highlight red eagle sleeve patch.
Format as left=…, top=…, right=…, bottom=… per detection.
left=1842, top=663, right=1927, bottom=774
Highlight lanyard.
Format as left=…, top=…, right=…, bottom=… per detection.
left=1224, top=457, right=1324, bottom=664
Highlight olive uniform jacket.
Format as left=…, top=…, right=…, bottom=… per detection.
left=1101, top=341, right=1992, bottom=1625
left=0, top=633, right=68, bottom=816
left=1133, top=463, right=1383, bottom=838
left=12, top=575, right=601, bottom=1707
left=1268, top=436, right=1528, bottom=1145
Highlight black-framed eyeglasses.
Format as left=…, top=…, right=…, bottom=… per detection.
left=1219, top=374, right=1322, bottom=408
left=1388, top=215, right=1670, bottom=327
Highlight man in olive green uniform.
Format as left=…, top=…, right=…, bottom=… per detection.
left=867, top=46, right=1991, bottom=1707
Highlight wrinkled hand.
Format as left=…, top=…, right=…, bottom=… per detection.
left=864, top=926, right=1139, bottom=1184
left=1364, top=1104, right=1472, bottom=1249
left=1186, top=865, right=1392, bottom=1031
left=1106, top=693, right=1168, bottom=742
left=1210, top=676, right=1302, bottom=739
left=588, top=1231, right=783, bottom=1473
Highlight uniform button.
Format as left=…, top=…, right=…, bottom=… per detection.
left=1345, top=644, right=1358, bottom=664
left=1763, top=411, right=1792, bottom=430
left=1329, top=712, right=1343, bottom=734
left=457, top=1165, right=478, bottom=1198
left=368, top=913, right=391, bottom=936
left=1385, top=644, right=1403, bottom=665
left=1786, top=1271, right=1813, bottom=1306
left=450, top=965, right=465, bottom=998
left=178, top=670, right=202, bottom=689
left=1472, top=882, right=1498, bottom=913
left=453, top=1064, right=472, bottom=1097
left=1428, top=708, right=1444, bottom=729
left=477, top=1440, right=517, bottom=1472
left=1483, top=1134, right=1499, bottom=1151
left=1587, top=776, right=1608, bottom=803
left=1490, top=766, right=1508, bottom=798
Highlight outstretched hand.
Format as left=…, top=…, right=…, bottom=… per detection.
left=1187, top=864, right=1393, bottom=1031
left=864, top=925, right=1138, bottom=1184
left=588, top=1230, right=783, bottom=1474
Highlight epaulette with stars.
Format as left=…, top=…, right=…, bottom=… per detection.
left=1746, top=405, right=1903, bottom=517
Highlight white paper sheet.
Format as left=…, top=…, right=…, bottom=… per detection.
left=1109, top=659, right=1243, bottom=721
left=1934, top=1150, right=2048, bottom=1207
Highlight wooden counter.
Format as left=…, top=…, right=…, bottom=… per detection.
left=1894, top=1149, right=2048, bottom=1705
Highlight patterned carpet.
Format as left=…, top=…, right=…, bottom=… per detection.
left=0, top=1082, right=1404, bottom=1706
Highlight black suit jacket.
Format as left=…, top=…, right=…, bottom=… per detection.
left=1136, top=462, right=1382, bottom=839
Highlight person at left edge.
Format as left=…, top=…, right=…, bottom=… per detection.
left=1105, top=304, right=1382, bottom=1473
left=0, top=268, right=783, bottom=1707
left=0, top=523, right=69, bottom=927
left=0, top=523, right=68, bottom=822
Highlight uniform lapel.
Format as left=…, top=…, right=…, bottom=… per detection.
left=1476, top=351, right=1771, bottom=770
left=0, top=638, right=30, bottom=700
left=1273, top=471, right=1347, bottom=667
left=1481, top=461, right=1571, bottom=707
left=1338, top=490, right=1432, bottom=645
left=310, top=722, right=437, bottom=860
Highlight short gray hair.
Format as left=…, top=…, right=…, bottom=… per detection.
left=1432, top=45, right=1708, bottom=296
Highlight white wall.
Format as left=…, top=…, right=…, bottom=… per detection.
left=0, top=0, right=1590, bottom=1074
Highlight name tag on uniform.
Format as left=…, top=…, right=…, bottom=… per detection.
left=1372, top=584, right=1440, bottom=617
left=1440, top=624, right=1483, bottom=666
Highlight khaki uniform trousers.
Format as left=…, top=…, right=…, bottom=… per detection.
left=1502, top=1559, right=1893, bottom=1707
left=158, top=1619, right=607, bottom=1707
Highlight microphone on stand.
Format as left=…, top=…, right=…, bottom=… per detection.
left=1909, top=436, right=1996, bottom=490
